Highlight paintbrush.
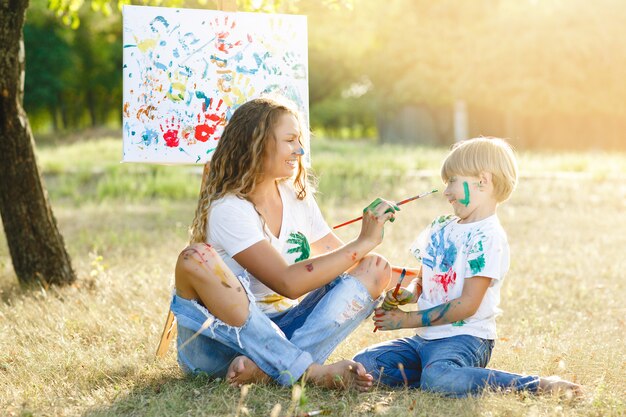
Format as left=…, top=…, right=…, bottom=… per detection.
left=333, top=189, right=438, bottom=229
left=373, top=267, right=407, bottom=333
left=392, top=267, right=408, bottom=299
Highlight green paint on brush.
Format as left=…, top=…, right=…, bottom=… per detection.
left=452, top=320, right=466, bottom=327
left=469, top=253, right=485, bottom=275
left=458, top=181, right=471, bottom=206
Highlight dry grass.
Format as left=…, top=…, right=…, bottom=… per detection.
left=0, top=140, right=625, bottom=416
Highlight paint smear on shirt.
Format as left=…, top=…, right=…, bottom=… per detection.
left=432, top=267, right=457, bottom=293
left=469, top=253, right=486, bottom=275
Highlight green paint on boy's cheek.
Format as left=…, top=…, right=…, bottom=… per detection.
left=452, top=320, right=466, bottom=327
left=458, top=181, right=471, bottom=207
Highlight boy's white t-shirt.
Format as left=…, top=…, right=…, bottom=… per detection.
left=410, top=214, right=510, bottom=340
left=208, top=181, right=331, bottom=315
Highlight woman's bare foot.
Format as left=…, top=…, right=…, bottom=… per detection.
left=539, top=376, right=583, bottom=398
left=226, top=356, right=270, bottom=387
left=304, top=360, right=373, bottom=392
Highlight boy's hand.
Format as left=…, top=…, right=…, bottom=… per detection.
left=373, top=307, right=411, bottom=331
left=381, top=287, right=415, bottom=310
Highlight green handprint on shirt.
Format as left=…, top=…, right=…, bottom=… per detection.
left=286, top=231, right=310, bottom=262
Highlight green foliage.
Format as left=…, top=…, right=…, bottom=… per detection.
left=24, top=2, right=124, bottom=130
left=310, top=95, right=376, bottom=139
left=48, top=0, right=292, bottom=28
left=352, top=0, right=626, bottom=117
left=23, top=20, right=76, bottom=129
left=26, top=0, right=626, bottom=148
left=73, top=12, right=124, bottom=127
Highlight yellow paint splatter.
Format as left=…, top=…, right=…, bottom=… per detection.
left=136, top=38, right=157, bottom=53
left=213, top=264, right=232, bottom=288
left=259, top=294, right=292, bottom=312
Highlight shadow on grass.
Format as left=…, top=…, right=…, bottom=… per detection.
left=80, top=373, right=231, bottom=417
left=80, top=373, right=292, bottom=417
left=80, top=368, right=488, bottom=417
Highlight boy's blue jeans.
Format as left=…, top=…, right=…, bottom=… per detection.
left=353, top=334, right=540, bottom=397
left=170, top=273, right=379, bottom=386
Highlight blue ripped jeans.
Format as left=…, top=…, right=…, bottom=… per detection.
left=170, top=273, right=379, bottom=386
left=353, top=335, right=540, bottom=397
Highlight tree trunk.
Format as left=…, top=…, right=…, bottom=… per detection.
left=49, top=104, right=59, bottom=131
left=86, top=89, right=98, bottom=127
left=0, top=0, right=76, bottom=286
left=59, top=92, right=68, bottom=129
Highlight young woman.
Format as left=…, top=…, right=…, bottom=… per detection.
left=172, top=96, right=399, bottom=390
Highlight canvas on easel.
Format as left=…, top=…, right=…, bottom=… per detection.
left=122, top=5, right=309, bottom=165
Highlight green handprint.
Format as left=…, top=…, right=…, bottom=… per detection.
left=286, top=231, right=310, bottom=262
left=282, top=51, right=306, bottom=79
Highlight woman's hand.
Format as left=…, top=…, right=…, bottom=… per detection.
left=372, top=307, right=413, bottom=331
left=358, top=197, right=399, bottom=248
left=381, top=287, right=416, bottom=310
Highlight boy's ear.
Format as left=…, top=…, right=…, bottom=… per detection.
left=479, top=172, right=492, bottom=186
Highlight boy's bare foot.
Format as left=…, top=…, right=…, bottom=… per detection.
left=539, top=376, right=583, bottom=398
left=226, top=356, right=270, bottom=387
left=305, top=360, right=373, bottom=392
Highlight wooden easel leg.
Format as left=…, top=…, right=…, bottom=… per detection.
left=156, top=309, right=177, bottom=358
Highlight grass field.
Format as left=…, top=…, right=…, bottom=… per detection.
left=1, top=136, right=625, bottom=416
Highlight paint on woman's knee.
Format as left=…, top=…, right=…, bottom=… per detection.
left=213, top=263, right=233, bottom=288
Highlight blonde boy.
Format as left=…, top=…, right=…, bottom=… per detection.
left=354, top=137, right=581, bottom=397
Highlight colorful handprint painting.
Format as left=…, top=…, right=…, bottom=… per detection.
left=122, top=5, right=309, bottom=164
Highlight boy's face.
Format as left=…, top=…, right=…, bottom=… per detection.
left=444, top=174, right=496, bottom=222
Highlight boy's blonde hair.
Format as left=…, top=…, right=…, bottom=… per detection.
left=441, top=137, right=518, bottom=203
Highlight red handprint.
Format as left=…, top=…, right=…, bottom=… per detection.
left=194, top=99, right=226, bottom=142
left=210, top=16, right=242, bottom=54
left=160, top=116, right=180, bottom=147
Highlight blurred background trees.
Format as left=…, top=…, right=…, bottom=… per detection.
left=24, top=0, right=626, bottom=149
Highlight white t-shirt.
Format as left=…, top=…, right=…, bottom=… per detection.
left=208, top=181, right=331, bottom=315
left=410, top=214, right=510, bottom=340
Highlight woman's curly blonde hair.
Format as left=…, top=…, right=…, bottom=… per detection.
left=188, top=96, right=310, bottom=244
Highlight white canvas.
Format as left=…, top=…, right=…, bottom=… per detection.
left=122, top=5, right=309, bottom=164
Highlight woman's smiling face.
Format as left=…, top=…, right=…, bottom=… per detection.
left=263, top=112, right=304, bottom=180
